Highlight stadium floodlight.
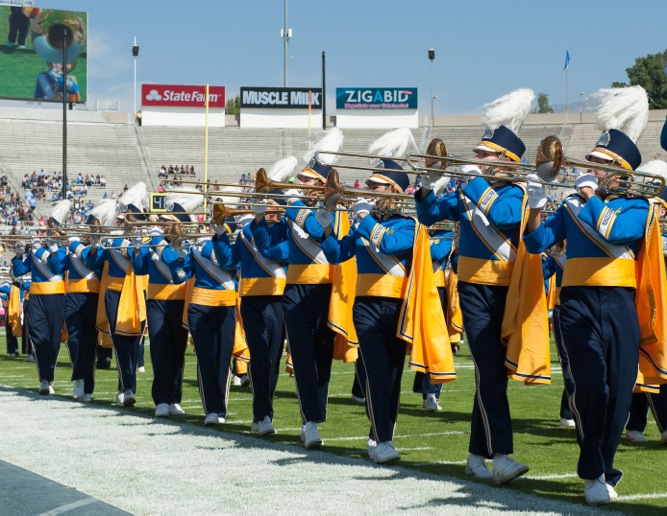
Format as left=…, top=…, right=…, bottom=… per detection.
left=133, top=36, right=140, bottom=117
left=428, top=48, right=435, bottom=127
left=281, top=0, right=292, bottom=87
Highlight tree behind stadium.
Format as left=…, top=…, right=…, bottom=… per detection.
left=612, top=52, right=667, bottom=109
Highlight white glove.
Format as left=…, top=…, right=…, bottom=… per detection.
left=525, top=174, right=547, bottom=209
left=575, top=173, right=598, bottom=193
left=284, top=189, right=301, bottom=205
left=253, top=201, right=267, bottom=215
left=172, top=236, right=185, bottom=251
left=461, top=165, right=482, bottom=177
left=68, top=236, right=80, bottom=244
left=48, top=243, right=59, bottom=253
left=237, top=214, right=254, bottom=230
left=315, top=206, right=332, bottom=229
left=211, top=221, right=226, bottom=235
left=131, top=237, right=143, bottom=248
left=420, top=171, right=443, bottom=190
left=352, top=198, right=374, bottom=218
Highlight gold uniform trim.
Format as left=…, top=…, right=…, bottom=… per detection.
left=29, top=281, right=65, bottom=295
left=240, top=277, right=286, bottom=296
left=147, top=283, right=187, bottom=301
left=562, top=257, right=636, bottom=287
left=356, top=273, right=407, bottom=299
left=190, top=287, right=236, bottom=307
left=66, top=278, right=100, bottom=294
left=458, top=256, right=514, bottom=286
left=287, top=263, right=332, bottom=285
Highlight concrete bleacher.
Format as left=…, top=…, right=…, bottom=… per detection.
left=0, top=107, right=666, bottom=223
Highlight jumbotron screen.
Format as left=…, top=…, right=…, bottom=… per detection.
left=0, top=6, right=88, bottom=103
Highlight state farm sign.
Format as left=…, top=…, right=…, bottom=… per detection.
left=141, top=84, right=226, bottom=108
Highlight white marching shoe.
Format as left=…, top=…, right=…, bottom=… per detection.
left=169, top=403, right=185, bottom=415
left=423, top=393, right=442, bottom=412
left=204, top=413, right=225, bottom=425
left=626, top=430, right=648, bottom=443
left=39, top=380, right=54, bottom=395
left=301, top=421, right=323, bottom=449
left=465, top=453, right=493, bottom=480
left=251, top=416, right=277, bottom=437
left=369, top=441, right=401, bottom=464
left=584, top=475, right=617, bottom=505
left=492, top=454, right=529, bottom=484
left=72, top=379, right=84, bottom=400
left=559, top=418, right=576, bottom=429
left=155, top=403, right=170, bottom=417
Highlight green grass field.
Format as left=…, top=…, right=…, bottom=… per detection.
left=0, top=334, right=665, bottom=513
left=0, top=6, right=87, bottom=102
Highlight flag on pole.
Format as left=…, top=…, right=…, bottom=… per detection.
left=561, top=50, right=571, bottom=74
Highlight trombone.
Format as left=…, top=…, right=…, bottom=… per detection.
left=405, top=136, right=565, bottom=184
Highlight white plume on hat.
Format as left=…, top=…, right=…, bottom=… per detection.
left=588, top=85, right=649, bottom=142
left=119, top=182, right=149, bottom=212
left=211, top=185, right=244, bottom=208
left=165, top=187, right=204, bottom=212
left=368, top=128, right=417, bottom=160
left=49, top=199, right=72, bottom=225
left=480, top=88, right=535, bottom=134
left=90, top=199, right=118, bottom=226
left=267, top=156, right=298, bottom=182
left=304, top=127, right=344, bottom=166
left=637, top=159, right=667, bottom=180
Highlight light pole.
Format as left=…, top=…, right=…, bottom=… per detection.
left=132, top=37, right=140, bottom=118
left=428, top=48, right=435, bottom=127
left=281, top=0, right=292, bottom=87
left=579, top=91, right=584, bottom=123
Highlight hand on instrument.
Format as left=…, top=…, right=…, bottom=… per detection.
left=315, top=202, right=332, bottom=230
left=46, top=239, right=58, bottom=253
left=284, top=189, right=301, bottom=205
left=575, top=173, right=598, bottom=198
left=172, top=236, right=185, bottom=251
left=68, top=236, right=80, bottom=245
left=525, top=174, right=547, bottom=209
left=211, top=221, right=226, bottom=235
left=352, top=198, right=374, bottom=219
left=253, top=201, right=267, bottom=215
left=461, top=165, right=482, bottom=177
left=420, top=170, right=445, bottom=190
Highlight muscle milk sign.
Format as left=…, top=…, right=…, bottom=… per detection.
left=240, top=87, right=322, bottom=109
left=336, top=88, right=418, bottom=110
left=142, top=84, right=226, bottom=108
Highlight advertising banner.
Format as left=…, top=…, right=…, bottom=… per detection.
left=142, top=84, right=226, bottom=108
left=240, top=87, right=322, bottom=109
left=336, top=88, right=418, bottom=110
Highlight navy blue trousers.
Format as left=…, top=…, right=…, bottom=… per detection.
left=240, top=296, right=284, bottom=422
left=188, top=303, right=235, bottom=416
left=105, top=290, right=144, bottom=394
left=64, top=292, right=98, bottom=393
left=413, top=286, right=447, bottom=399
left=458, top=281, right=513, bottom=458
left=283, top=283, right=335, bottom=424
left=22, top=298, right=32, bottom=355
left=354, top=297, right=407, bottom=444
left=352, top=358, right=367, bottom=399
left=626, top=390, right=667, bottom=434
left=147, top=298, right=188, bottom=406
left=553, top=306, right=574, bottom=420
left=559, top=286, right=639, bottom=486
left=5, top=310, right=18, bottom=354
left=27, top=293, right=64, bottom=383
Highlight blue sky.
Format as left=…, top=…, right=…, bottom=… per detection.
left=6, top=0, right=667, bottom=115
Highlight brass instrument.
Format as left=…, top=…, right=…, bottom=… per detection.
left=561, top=156, right=664, bottom=197
left=405, top=136, right=564, bottom=184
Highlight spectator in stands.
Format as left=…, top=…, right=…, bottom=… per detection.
left=136, top=110, right=142, bottom=126
left=100, top=175, right=107, bottom=188
left=354, top=179, right=360, bottom=188
left=158, top=165, right=167, bottom=177
left=190, top=165, right=195, bottom=176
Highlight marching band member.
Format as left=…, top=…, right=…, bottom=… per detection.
left=255, top=128, right=346, bottom=449
left=87, top=184, right=149, bottom=406
left=524, top=86, right=666, bottom=504
left=623, top=160, right=667, bottom=444
left=64, top=213, right=104, bottom=402
left=1, top=280, right=21, bottom=357
left=163, top=215, right=238, bottom=426
left=131, top=196, right=196, bottom=418
left=12, top=231, right=67, bottom=395
left=321, top=129, right=455, bottom=463
left=416, top=88, right=546, bottom=484
left=235, top=158, right=295, bottom=436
